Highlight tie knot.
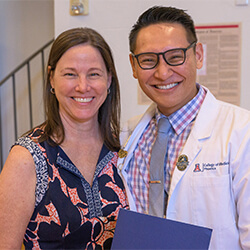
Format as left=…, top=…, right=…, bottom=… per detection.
left=158, top=117, right=171, bottom=134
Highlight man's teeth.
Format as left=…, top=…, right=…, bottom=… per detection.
left=156, top=83, right=178, bottom=89
left=74, top=97, right=93, bottom=103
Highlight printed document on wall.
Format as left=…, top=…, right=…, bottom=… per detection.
left=196, top=24, right=241, bottom=106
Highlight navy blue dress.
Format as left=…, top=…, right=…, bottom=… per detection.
left=15, top=128, right=128, bottom=249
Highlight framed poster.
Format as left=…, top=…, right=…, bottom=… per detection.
left=196, top=24, right=241, bottom=106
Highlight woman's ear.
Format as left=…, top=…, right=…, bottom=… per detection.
left=195, top=42, right=204, bottom=70
left=48, top=66, right=54, bottom=88
left=107, top=73, right=112, bottom=89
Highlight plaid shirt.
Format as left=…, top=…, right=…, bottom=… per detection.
left=126, top=84, right=206, bottom=214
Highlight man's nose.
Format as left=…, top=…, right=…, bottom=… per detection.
left=154, top=55, right=173, bottom=80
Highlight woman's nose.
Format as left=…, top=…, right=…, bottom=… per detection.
left=75, top=76, right=90, bottom=92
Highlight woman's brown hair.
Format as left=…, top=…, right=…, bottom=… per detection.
left=40, top=27, right=121, bottom=151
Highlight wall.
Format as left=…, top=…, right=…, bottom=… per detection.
left=54, top=0, right=250, bottom=125
left=0, top=0, right=54, bottom=81
left=0, top=0, right=54, bottom=166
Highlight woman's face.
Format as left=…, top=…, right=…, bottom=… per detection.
left=50, top=44, right=111, bottom=126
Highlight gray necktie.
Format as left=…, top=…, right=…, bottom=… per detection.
left=148, top=117, right=171, bottom=217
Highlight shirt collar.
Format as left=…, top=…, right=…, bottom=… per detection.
left=155, top=84, right=207, bottom=135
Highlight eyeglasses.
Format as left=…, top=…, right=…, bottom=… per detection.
left=132, top=41, right=196, bottom=70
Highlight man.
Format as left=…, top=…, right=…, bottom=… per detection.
left=117, top=6, right=250, bottom=249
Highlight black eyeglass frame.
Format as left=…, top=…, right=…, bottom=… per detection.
left=132, top=41, right=197, bottom=70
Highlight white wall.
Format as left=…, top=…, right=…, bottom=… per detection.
left=0, top=0, right=54, bottom=81
left=54, top=0, right=250, bottom=124
left=0, top=0, right=54, bottom=166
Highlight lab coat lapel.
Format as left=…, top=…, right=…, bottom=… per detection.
left=118, top=103, right=156, bottom=183
left=169, top=90, right=219, bottom=197
left=118, top=103, right=156, bottom=211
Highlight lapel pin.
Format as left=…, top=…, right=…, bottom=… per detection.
left=118, top=148, right=128, bottom=158
left=176, top=154, right=189, bottom=171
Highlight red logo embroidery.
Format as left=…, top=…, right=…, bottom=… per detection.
left=193, top=164, right=202, bottom=172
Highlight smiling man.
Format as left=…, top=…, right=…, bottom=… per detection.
left=117, top=6, right=250, bottom=249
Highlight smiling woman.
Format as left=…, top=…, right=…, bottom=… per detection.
left=0, top=27, right=128, bottom=249
left=50, top=44, right=111, bottom=127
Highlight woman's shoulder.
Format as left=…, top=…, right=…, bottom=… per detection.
left=15, top=127, right=47, bottom=165
left=14, top=127, right=49, bottom=206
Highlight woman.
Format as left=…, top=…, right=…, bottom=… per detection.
left=0, top=27, right=128, bottom=249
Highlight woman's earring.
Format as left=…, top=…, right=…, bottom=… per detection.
left=50, top=88, right=55, bottom=94
left=107, top=88, right=111, bottom=94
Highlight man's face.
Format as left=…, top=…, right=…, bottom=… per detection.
left=130, top=23, right=203, bottom=116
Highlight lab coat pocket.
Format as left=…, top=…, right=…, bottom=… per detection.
left=191, top=172, right=235, bottom=229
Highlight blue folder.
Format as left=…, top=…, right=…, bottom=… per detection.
left=111, top=209, right=212, bottom=249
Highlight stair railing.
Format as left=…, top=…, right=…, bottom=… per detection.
left=0, top=39, right=54, bottom=171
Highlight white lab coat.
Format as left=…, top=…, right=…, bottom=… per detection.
left=117, top=88, right=250, bottom=249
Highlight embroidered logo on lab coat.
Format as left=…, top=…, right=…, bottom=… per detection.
left=193, top=161, right=229, bottom=172
left=194, top=163, right=202, bottom=172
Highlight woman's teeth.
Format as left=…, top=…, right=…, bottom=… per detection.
left=73, top=97, right=93, bottom=103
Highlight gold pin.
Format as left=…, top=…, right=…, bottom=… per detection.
left=176, top=154, right=189, bottom=171
left=149, top=180, right=161, bottom=184
left=118, top=135, right=132, bottom=158
left=118, top=148, right=128, bottom=158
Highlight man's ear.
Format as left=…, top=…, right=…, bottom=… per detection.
left=195, top=42, right=204, bottom=70
left=129, top=54, right=138, bottom=79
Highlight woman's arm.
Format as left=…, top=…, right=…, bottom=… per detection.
left=0, top=145, right=36, bottom=249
